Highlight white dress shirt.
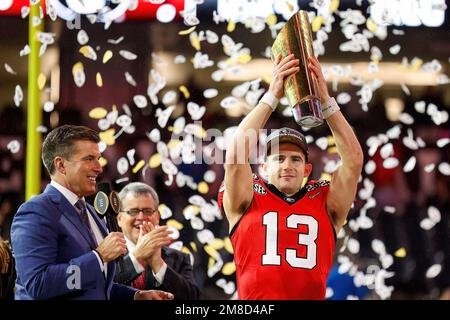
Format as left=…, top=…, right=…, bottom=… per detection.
left=51, top=180, right=107, bottom=276
left=125, top=237, right=167, bottom=286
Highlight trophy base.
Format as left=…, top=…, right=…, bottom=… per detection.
left=291, top=98, right=323, bottom=128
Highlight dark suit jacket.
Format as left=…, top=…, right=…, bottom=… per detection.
left=11, top=184, right=137, bottom=300
left=115, top=246, right=199, bottom=300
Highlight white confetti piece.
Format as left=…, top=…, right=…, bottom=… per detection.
left=4, top=63, right=16, bottom=75
left=148, top=128, right=161, bottom=143
left=36, top=32, right=55, bottom=45
left=438, top=162, right=450, bottom=176
left=383, top=157, right=399, bottom=169
left=191, top=216, right=204, bottom=230
left=436, top=138, right=450, bottom=148
left=43, top=101, right=54, bottom=112
left=380, top=143, right=393, bottom=159
left=220, top=96, right=239, bottom=109
left=117, top=157, right=129, bottom=175
left=32, top=16, right=41, bottom=27
left=398, top=113, right=414, bottom=125
left=14, top=85, right=23, bottom=107
left=315, top=137, right=328, bottom=150
left=174, top=55, right=186, bottom=64
left=159, top=205, right=173, bottom=219
left=197, top=229, right=215, bottom=244
left=211, top=69, right=225, bottom=82
left=126, top=149, right=136, bottom=166
left=403, top=156, right=416, bottom=172
left=205, top=30, right=219, bottom=44
left=73, top=69, right=86, bottom=87
left=420, top=218, right=434, bottom=230
left=364, top=160, right=376, bottom=175
left=19, top=44, right=30, bottom=56
left=167, top=226, right=180, bottom=240
left=107, top=36, right=124, bottom=45
left=384, top=206, right=396, bottom=214
left=162, top=91, right=177, bottom=105
left=187, top=102, right=206, bottom=120
left=336, top=92, right=351, bottom=105
left=77, top=30, right=89, bottom=45
left=98, top=119, right=111, bottom=131
left=124, top=72, right=137, bottom=86
left=36, top=125, right=47, bottom=133
left=193, top=52, right=214, bottom=69
left=155, top=106, right=175, bottom=128
left=427, top=206, right=441, bottom=223
left=133, top=95, right=147, bottom=109
left=119, top=50, right=137, bottom=60
left=371, top=239, right=386, bottom=256
left=116, top=114, right=132, bottom=128
left=204, top=170, right=216, bottom=183
left=424, top=163, right=435, bottom=173
left=203, top=88, right=218, bottom=99
left=425, top=264, right=441, bottom=279
left=389, top=44, right=400, bottom=55
left=7, top=140, right=20, bottom=154
left=400, top=83, right=410, bottom=96
left=347, top=238, right=360, bottom=254
left=21, top=6, right=30, bottom=18
left=173, top=117, right=186, bottom=134
left=98, top=141, right=107, bottom=153
left=184, top=14, right=200, bottom=26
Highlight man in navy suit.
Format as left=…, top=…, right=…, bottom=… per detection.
left=11, top=125, right=174, bottom=300
left=114, top=182, right=199, bottom=299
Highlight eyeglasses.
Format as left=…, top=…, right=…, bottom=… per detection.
left=121, top=208, right=157, bottom=216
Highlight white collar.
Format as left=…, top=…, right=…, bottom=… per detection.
left=50, top=180, right=85, bottom=206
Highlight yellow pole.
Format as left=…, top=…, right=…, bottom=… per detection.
left=26, top=1, right=44, bottom=200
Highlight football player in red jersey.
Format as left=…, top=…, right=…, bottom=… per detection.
left=218, top=54, right=363, bottom=300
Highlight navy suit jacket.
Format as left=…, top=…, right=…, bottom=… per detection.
left=11, top=184, right=137, bottom=300
left=115, top=247, right=199, bottom=300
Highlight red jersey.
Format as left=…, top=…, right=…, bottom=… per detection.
left=218, top=174, right=336, bottom=300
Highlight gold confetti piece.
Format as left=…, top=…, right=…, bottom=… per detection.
left=394, top=247, right=407, bottom=258
left=329, top=0, right=340, bottom=12
left=410, top=58, right=423, bottom=71
left=237, top=53, right=252, bottom=64
left=285, top=0, right=294, bottom=11
left=72, top=62, right=84, bottom=75
left=183, top=205, right=200, bottom=217
left=167, top=139, right=181, bottom=149
left=193, top=126, right=207, bottom=139
left=222, top=262, right=236, bottom=275
left=181, top=246, right=191, bottom=255
left=208, top=257, right=215, bottom=269
left=89, top=107, right=108, bottom=119
left=99, top=128, right=116, bottom=146
left=210, top=238, right=224, bottom=250
left=366, top=18, right=377, bottom=33
left=37, top=73, right=46, bottom=90
left=166, top=219, right=184, bottom=230
left=320, top=172, right=332, bottom=181
left=99, top=157, right=108, bottom=167
left=224, top=237, right=234, bottom=254
left=266, top=14, right=277, bottom=26
left=103, top=50, right=113, bottom=64
left=227, top=19, right=235, bottom=32
left=189, top=32, right=201, bottom=51
left=204, top=245, right=219, bottom=258
left=312, top=16, right=324, bottom=32
left=198, top=181, right=209, bottom=194
left=132, top=159, right=145, bottom=173
left=96, top=72, right=103, bottom=87
left=149, top=153, right=162, bottom=168
left=179, top=85, right=190, bottom=99
left=79, top=45, right=97, bottom=60
left=328, top=146, right=338, bottom=154
left=178, top=26, right=196, bottom=35
left=190, top=242, right=197, bottom=253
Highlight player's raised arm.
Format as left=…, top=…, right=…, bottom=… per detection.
left=223, top=54, right=300, bottom=231
left=308, top=56, right=364, bottom=234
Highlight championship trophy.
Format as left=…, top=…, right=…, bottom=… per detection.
left=272, top=10, right=323, bottom=127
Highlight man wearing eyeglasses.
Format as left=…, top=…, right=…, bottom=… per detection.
left=115, top=182, right=199, bottom=300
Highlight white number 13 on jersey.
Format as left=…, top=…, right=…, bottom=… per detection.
left=262, top=211, right=318, bottom=269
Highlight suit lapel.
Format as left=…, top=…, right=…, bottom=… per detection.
left=45, top=185, right=97, bottom=249
left=86, top=204, right=108, bottom=237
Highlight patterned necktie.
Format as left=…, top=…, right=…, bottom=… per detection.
left=75, top=199, right=97, bottom=246
left=132, top=268, right=147, bottom=290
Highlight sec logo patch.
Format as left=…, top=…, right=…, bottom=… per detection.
left=253, top=183, right=267, bottom=195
